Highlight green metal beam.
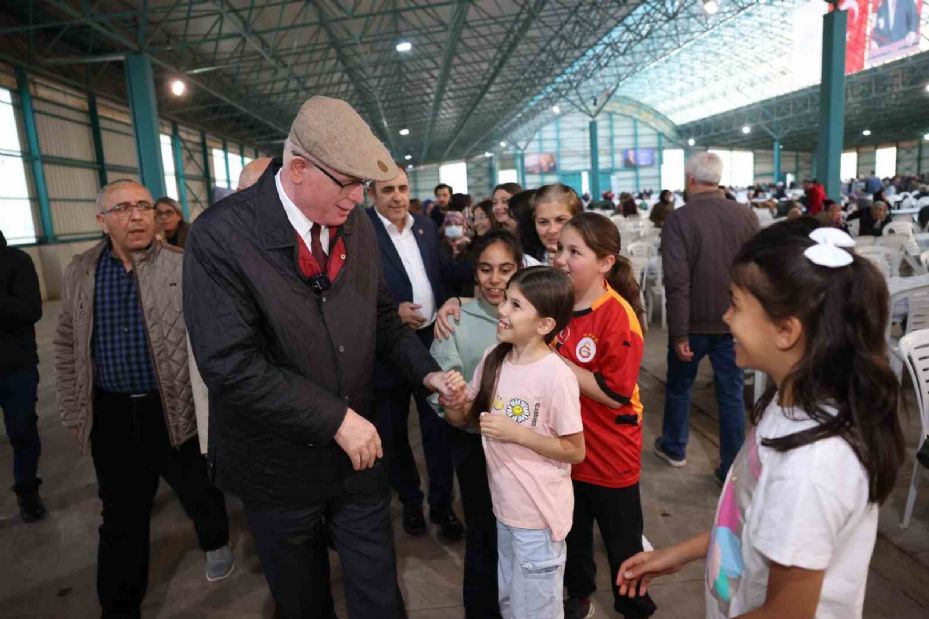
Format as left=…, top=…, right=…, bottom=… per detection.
left=171, top=122, right=190, bottom=219
left=419, top=0, right=470, bottom=162
left=87, top=91, right=108, bottom=188
left=589, top=120, right=600, bottom=199
left=441, top=0, right=548, bottom=159
left=222, top=139, right=231, bottom=188
left=815, top=8, right=846, bottom=200
left=633, top=117, right=640, bottom=192
left=773, top=138, right=781, bottom=184
left=125, top=54, right=168, bottom=198
left=200, top=129, right=213, bottom=207
left=15, top=66, right=54, bottom=243
left=516, top=150, right=526, bottom=187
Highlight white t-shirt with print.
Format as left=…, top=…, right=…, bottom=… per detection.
left=705, top=398, right=878, bottom=619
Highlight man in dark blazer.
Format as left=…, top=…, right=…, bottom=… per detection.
left=871, top=0, right=919, bottom=49
left=184, top=96, right=460, bottom=619
left=367, top=167, right=464, bottom=542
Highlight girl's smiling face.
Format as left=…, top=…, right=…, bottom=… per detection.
left=497, top=283, right=549, bottom=345
left=476, top=242, right=518, bottom=306
left=723, top=283, right=781, bottom=371
left=554, top=225, right=614, bottom=296
left=534, top=201, right=574, bottom=255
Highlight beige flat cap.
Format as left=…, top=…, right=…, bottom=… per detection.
left=289, top=96, right=398, bottom=182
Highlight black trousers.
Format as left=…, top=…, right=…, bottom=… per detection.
left=243, top=471, right=406, bottom=619
left=0, top=368, right=41, bottom=493
left=90, top=390, right=229, bottom=619
left=448, top=428, right=501, bottom=619
left=374, top=326, right=454, bottom=510
left=565, top=480, right=657, bottom=618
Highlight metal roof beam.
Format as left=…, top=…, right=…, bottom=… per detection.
left=418, top=1, right=467, bottom=161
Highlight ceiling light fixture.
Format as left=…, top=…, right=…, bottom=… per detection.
left=687, top=138, right=696, bottom=146
left=407, top=164, right=413, bottom=169
left=862, top=129, right=872, bottom=136
left=404, top=154, right=413, bottom=160
left=169, top=79, right=186, bottom=97
left=484, top=151, right=493, bottom=158
left=499, top=141, right=507, bottom=147
left=925, top=83, right=929, bottom=93
left=703, top=1, right=720, bottom=15
left=552, top=105, right=561, bottom=114
left=741, top=125, right=751, bottom=134
left=395, top=41, right=412, bottom=52
left=923, top=132, right=929, bottom=141
left=399, top=128, right=410, bottom=136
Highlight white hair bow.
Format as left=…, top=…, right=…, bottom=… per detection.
left=804, top=227, right=856, bottom=268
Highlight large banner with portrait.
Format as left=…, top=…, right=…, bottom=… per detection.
left=841, top=0, right=923, bottom=74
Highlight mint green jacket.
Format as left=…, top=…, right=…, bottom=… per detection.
left=429, top=299, right=499, bottom=433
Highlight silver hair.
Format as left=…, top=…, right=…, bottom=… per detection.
left=685, top=152, right=724, bottom=186
left=96, top=178, right=143, bottom=213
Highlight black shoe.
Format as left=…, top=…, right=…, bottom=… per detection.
left=564, top=597, right=595, bottom=619
left=430, top=506, right=464, bottom=542
left=16, top=490, right=47, bottom=523
left=402, top=503, right=427, bottom=536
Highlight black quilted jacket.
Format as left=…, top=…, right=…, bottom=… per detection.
left=183, top=159, right=439, bottom=507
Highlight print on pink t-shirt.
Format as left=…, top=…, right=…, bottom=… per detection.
left=469, top=349, right=583, bottom=541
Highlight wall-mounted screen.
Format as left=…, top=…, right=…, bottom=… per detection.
left=622, top=148, right=656, bottom=168
left=525, top=153, right=557, bottom=174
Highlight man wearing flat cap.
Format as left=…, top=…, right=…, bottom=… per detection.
left=184, top=96, right=459, bottom=618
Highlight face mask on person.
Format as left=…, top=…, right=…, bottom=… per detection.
left=445, top=225, right=464, bottom=239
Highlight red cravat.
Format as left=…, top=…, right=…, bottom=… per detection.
left=310, top=225, right=327, bottom=273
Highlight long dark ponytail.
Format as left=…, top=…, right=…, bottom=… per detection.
left=471, top=267, right=574, bottom=416
left=562, top=212, right=645, bottom=320
left=732, top=217, right=904, bottom=504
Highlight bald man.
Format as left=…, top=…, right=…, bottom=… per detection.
left=237, top=157, right=273, bottom=191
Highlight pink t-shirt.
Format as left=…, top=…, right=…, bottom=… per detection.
left=469, top=348, right=583, bottom=541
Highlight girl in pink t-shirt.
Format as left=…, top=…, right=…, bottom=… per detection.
left=443, top=266, right=585, bottom=619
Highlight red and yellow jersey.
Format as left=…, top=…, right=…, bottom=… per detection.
left=555, top=284, right=645, bottom=488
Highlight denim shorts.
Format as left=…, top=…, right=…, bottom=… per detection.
left=497, top=521, right=566, bottom=619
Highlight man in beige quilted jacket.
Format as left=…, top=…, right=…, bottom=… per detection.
left=54, top=179, right=232, bottom=618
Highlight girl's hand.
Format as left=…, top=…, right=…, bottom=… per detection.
left=434, top=298, right=462, bottom=341
left=479, top=412, right=525, bottom=443
left=616, top=547, right=685, bottom=597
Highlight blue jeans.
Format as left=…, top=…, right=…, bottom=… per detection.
left=661, top=334, right=745, bottom=477
left=0, top=369, right=41, bottom=494
left=497, top=523, right=566, bottom=619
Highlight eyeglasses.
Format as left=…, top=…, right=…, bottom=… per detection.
left=100, top=201, right=155, bottom=217
left=291, top=151, right=369, bottom=193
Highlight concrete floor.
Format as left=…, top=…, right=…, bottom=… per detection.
left=1, top=302, right=928, bottom=618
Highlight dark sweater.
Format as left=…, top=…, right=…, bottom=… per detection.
left=661, top=190, right=759, bottom=339
left=0, top=231, right=42, bottom=373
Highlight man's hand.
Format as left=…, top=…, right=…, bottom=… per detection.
left=333, top=408, right=383, bottom=471
left=434, top=298, right=462, bottom=340
left=479, top=412, right=526, bottom=444
left=673, top=337, right=693, bottom=362
left=398, top=301, right=426, bottom=329
left=424, top=370, right=466, bottom=399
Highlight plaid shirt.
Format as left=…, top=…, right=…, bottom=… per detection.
left=92, top=245, right=157, bottom=394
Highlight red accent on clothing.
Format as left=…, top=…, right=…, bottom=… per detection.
left=296, top=228, right=346, bottom=281
left=555, top=285, right=645, bottom=488
left=807, top=183, right=826, bottom=215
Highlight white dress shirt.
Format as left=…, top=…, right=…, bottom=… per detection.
left=276, top=170, right=328, bottom=254
left=375, top=210, right=436, bottom=327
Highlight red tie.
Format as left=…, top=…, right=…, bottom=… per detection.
left=310, top=225, right=327, bottom=274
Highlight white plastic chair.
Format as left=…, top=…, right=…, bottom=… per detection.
left=920, top=250, right=929, bottom=272
left=897, top=329, right=929, bottom=528
left=626, top=240, right=657, bottom=259
left=889, top=289, right=929, bottom=378
left=645, top=256, right=667, bottom=330
left=884, top=221, right=915, bottom=238
left=858, top=246, right=900, bottom=277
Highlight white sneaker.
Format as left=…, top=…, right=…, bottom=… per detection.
left=205, top=544, right=235, bottom=582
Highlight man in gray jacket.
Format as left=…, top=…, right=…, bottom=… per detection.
left=54, top=179, right=232, bottom=618
left=654, top=152, right=759, bottom=484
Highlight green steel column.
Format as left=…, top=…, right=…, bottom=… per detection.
left=222, top=139, right=231, bottom=188
left=815, top=7, right=847, bottom=199
left=15, top=66, right=54, bottom=243
left=200, top=130, right=213, bottom=207
left=657, top=133, right=664, bottom=190
left=87, top=92, right=108, bottom=188
left=609, top=114, right=616, bottom=172
left=555, top=116, right=561, bottom=184
left=918, top=138, right=924, bottom=175
left=632, top=118, right=641, bottom=192
left=794, top=151, right=800, bottom=182
left=773, top=139, right=782, bottom=184
left=489, top=156, right=496, bottom=192
left=171, top=122, right=190, bottom=219
left=124, top=54, right=167, bottom=198
left=589, top=120, right=600, bottom=199
left=239, top=143, right=246, bottom=170
left=516, top=150, right=526, bottom=187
